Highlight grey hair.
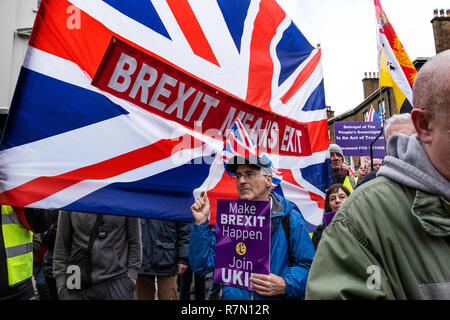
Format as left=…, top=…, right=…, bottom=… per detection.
left=384, top=113, right=411, bottom=133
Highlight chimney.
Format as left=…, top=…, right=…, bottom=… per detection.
left=362, top=72, right=379, bottom=99
left=431, top=8, right=450, bottom=54
left=326, top=105, right=335, bottom=120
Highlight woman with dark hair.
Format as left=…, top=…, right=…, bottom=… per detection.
left=312, top=184, right=350, bottom=250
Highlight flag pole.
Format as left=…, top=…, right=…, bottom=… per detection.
left=369, top=85, right=386, bottom=170
left=370, top=126, right=384, bottom=171
left=205, top=158, right=221, bottom=192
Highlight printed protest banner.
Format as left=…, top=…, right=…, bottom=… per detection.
left=0, top=0, right=330, bottom=228
left=334, top=121, right=385, bottom=158
left=93, top=37, right=312, bottom=158
left=214, top=199, right=271, bottom=291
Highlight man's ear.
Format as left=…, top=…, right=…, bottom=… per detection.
left=411, top=108, right=433, bottom=144
left=265, top=175, right=273, bottom=187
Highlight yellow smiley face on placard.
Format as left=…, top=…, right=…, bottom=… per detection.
left=236, top=242, right=246, bottom=255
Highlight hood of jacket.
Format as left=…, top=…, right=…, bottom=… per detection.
left=270, top=191, right=293, bottom=215
left=378, top=133, right=450, bottom=236
left=377, top=133, right=450, bottom=200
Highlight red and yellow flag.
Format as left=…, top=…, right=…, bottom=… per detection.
left=374, top=0, right=417, bottom=113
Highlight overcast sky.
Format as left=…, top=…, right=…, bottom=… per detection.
left=276, top=0, right=448, bottom=116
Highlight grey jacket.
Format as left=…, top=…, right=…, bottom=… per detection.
left=377, top=133, right=450, bottom=199
left=53, top=211, right=142, bottom=288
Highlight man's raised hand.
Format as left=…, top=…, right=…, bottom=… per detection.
left=191, top=191, right=210, bottom=225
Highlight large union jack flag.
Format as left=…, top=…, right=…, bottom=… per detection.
left=222, top=118, right=258, bottom=163
left=222, top=118, right=283, bottom=187
left=0, top=0, right=331, bottom=230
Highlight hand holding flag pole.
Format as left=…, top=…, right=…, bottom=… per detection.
left=191, top=190, right=210, bottom=225
left=193, top=117, right=285, bottom=224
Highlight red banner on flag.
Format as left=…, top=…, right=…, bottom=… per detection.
left=93, top=37, right=312, bottom=157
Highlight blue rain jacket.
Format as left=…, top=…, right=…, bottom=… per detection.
left=189, top=192, right=315, bottom=300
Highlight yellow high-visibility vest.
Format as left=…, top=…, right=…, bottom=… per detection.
left=343, top=175, right=358, bottom=193
left=1, top=205, right=33, bottom=286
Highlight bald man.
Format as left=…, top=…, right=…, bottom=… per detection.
left=306, top=50, right=450, bottom=300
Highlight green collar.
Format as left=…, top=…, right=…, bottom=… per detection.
left=411, top=191, right=450, bottom=236
left=441, top=197, right=450, bottom=214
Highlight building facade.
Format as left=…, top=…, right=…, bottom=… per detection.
left=432, top=9, right=450, bottom=53
left=327, top=9, right=449, bottom=167
left=0, top=0, right=38, bottom=129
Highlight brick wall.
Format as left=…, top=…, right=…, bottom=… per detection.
left=431, top=9, right=450, bottom=53
left=362, top=72, right=379, bottom=99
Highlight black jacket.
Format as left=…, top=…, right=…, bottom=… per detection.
left=332, top=170, right=349, bottom=185
left=139, top=219, right=191, bottom=277
left=311, top=223, right=326, bottom=251
left=356, top=169, right=378, bottom=188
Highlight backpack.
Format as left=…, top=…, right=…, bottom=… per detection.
left=281, top=213, right=293, bottom=264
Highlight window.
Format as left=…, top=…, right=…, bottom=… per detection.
left=378, top=99, right=386, bottom=118
left=363, top=110, right=369, bottom=122
left=343, top=156, right=351, bottom=167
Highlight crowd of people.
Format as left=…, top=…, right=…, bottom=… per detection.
left=0, top=49, right=449, bottom=301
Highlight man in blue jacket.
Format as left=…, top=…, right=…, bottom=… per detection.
left=189, top=155, right=315, bottom=300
